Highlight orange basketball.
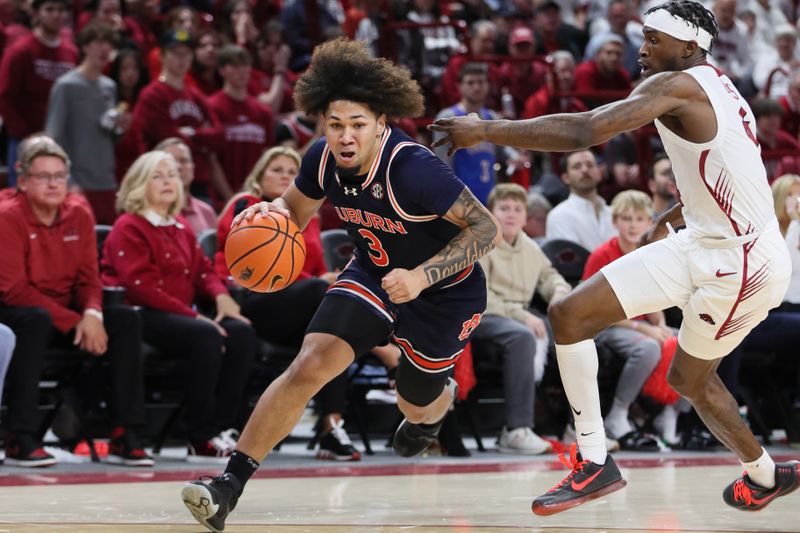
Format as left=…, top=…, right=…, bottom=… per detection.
left=225, top=212, right=306, bottom=293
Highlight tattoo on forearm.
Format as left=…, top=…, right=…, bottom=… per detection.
left=422, top=189, right=498, bottom=285
left=482, top=72, right=680, bottom=152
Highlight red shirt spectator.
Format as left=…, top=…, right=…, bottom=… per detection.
left=133, top=79, right=221, bottom=186
left=0, top=33, right=78, bottom=139
left=0, top=191, right=101, bottom=333
left=185, top=29, right=223, bottom=97
left=248, top=68, right=297, bottom=114
left=101, top=212, right=227, bottom=317
left=574, top=37, right=631, bottom=106
left=441, top=55, right=503, bottom=109
left=208, top=91, right=274, bottom=191
left=779, top=92, right=800, bottom=139
left=207, top=45, right=274, bottom=192
left=583, top=235, right=645, bottom=320
left=440, top=20, right=500, bottom=108
left=76, top=9, right=149, bottom=53
left=181, top=196, right=217, bottom=235
left=215, top=194, right=326, bottom=281
left=499, top=27, right=548, bottom=116
left=582, top=235, right=623, bottom=280
left=523, top=85, right=588, bottom=118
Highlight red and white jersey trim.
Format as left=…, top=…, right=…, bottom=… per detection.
left=318, top=144, right=331, bottom=191
left=327, top=279, right=394, bottom=322
left=392, top=335, right=463, bottom=373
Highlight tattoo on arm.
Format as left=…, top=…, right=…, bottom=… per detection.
left=482, top=72, right=683, bottom=152
left=421, top=188, right=499, bottom=286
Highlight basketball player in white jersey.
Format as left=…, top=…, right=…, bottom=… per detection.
left=431, top=0, right=800, bottom=516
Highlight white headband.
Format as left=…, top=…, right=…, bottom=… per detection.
left=643, top=9, right=713, bottom=52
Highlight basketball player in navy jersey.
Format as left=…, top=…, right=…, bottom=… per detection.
left=432, top=0, right=800, bottom=517
left=181, top=38, right=502, bottom=532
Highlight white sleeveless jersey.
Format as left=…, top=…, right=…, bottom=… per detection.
left=654, top=65, right=775, bottom=242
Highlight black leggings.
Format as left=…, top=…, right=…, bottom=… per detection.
left=242, top=278, right=346, bottom=415
left=139, top=309, right=258, bottom=443
left=0, top=305, right=146, bottom=435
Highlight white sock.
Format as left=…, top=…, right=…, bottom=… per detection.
left=556, top=340, right=607, bottom=464
left=742, top=448, right=776, bottom=489
left=654, top=404, right=679, bottom=445
left=604, top=398, right=633, bottom=439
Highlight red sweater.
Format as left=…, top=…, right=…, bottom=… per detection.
left=214, top=194, right=327, bottom=281
left=248, top=68, right=298, bottom=114
left=0, top=192, right=102, bottom=332
left=0, top=34, right=78, bottom=138
left=206, top=91, right=274, bottom=192
left=440, top=55, right=503, bottom=108
left=133, top=79, right=223, bottom=184
left=574, top=60, right=631, bottom=96
left=101, top=213, right=228, bottom=317
left=779, top=95, right=800, bottom=139
left=522, top=86, right=588, bottom=119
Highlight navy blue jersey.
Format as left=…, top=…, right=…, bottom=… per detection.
left=295, top=127, right=466, bottom=284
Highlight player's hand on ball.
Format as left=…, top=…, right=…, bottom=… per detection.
left=428, top=113, right=486, bottom=157
left=232, top=201, right=291, bottom=227
left=381, top=268, right=428, bottom=304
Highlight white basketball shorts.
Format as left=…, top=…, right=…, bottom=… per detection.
left=600, top=226, right=791, bottom=359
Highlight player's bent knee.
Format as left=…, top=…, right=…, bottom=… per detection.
left=548, top=297, right=593, bottom=342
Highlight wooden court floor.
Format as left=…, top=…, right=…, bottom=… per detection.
left=1, top=453, right=799, bottom=532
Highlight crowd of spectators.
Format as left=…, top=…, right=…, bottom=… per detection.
left=1, top=0, right=800, bottom=467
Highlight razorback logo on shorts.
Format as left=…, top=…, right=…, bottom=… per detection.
left=458, top=313, right=482, bottom=341
left=699, top=313, right=716, bottom=325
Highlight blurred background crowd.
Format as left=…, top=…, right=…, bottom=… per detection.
left=0, top=0, right=799, bottom=469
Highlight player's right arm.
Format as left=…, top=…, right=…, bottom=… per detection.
left=232, top=140, right=327, bottom=230
left=429, top=71, right=694, bottom=155
left=638, top=201, right=685, bottom=247
left=231, top=183, right=323, bottom=231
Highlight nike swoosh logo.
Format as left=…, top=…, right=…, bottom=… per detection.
left=570, top=404, right=581, bottom=416
left=716, top=270, right=737, bottom=277
left=571, top=467, right=605, bottom=491
left=749, top=488, right=782, bottom=506
left=580, top=432, right=595, bottom=436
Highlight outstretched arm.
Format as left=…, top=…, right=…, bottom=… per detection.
left=381, top=187, right=502, bottom=303
left=430, top=71, right=691, bottom=155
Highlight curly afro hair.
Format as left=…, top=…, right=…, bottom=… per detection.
left=294, top=38, right=425, bottom=119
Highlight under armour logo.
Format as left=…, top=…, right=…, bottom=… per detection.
left=343, top=186, right=358, bottom=196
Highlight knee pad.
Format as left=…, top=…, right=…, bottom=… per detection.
left=394, top=356, right=451, bottom=407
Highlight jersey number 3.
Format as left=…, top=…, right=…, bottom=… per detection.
left=358, top=229, right=389, bottom=267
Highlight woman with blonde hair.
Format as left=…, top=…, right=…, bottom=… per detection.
left=214, top=145, right=364, bottom=461
left=772, top=174, right=800, bottom=308
left=101, top=150, right=258, bottom=462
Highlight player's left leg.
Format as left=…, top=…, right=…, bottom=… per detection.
left=390, top=266, right=484, bottom=458
left=392, top=366, right=458, bottom=457
left=669, top=344, right=800, bottom=511
left=533, top=235, right=694, bottom=516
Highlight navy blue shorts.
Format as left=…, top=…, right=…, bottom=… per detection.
left=308, top=259, right=487, bottom=376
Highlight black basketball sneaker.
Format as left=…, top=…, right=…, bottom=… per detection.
left=182, top=473, right=241, bottom=532
left=723, top=461, right=800, bottom=511
left=392, top=378, right=457, bottom=458
left=531, top=443, right=627, bottom=516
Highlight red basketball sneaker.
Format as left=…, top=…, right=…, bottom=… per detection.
left=531, top=443, right=627, bottom=516
left=723, top=461, right=800, bottom=511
